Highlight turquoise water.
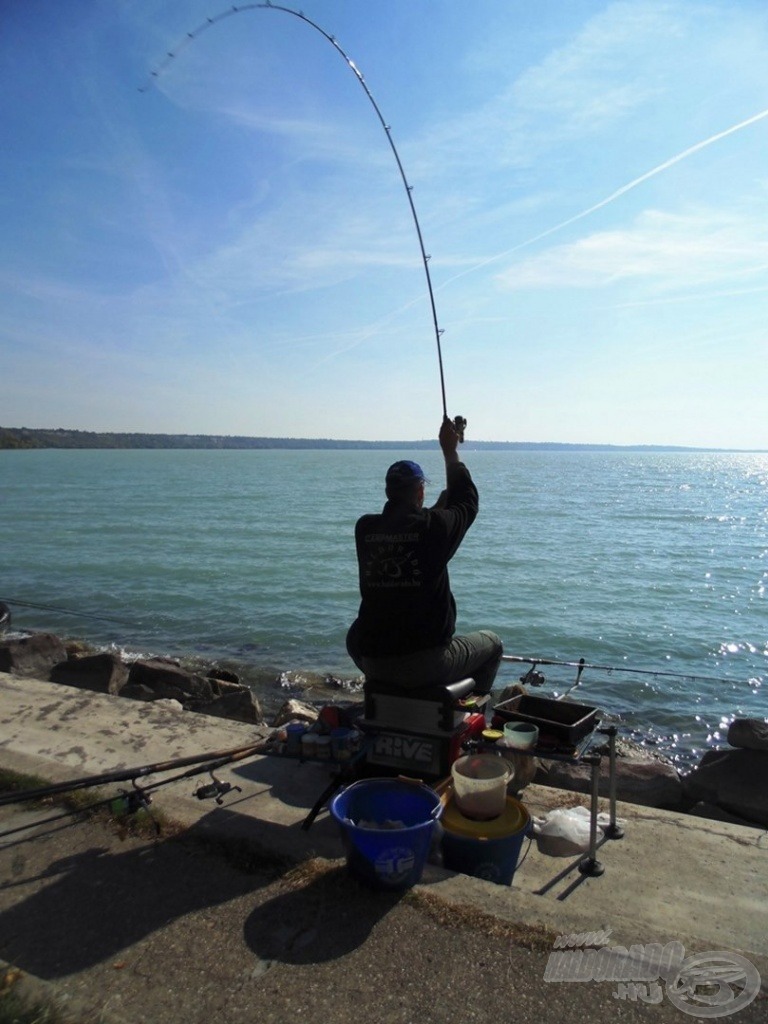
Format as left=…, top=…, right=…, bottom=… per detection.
left=1, top=448, right=766, bottom=764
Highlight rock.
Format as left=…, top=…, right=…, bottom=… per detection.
left=727, top=718, right=768, bottom=751
left=118, top=683, right=158, bottom=702
left=681, top=749, right=725, bottom=805
left=50, top=652, right=129, bottom=695
left=0, top=633, right=68, bottom=678
left=63, top=639, right=93, bottom=658
left=209, top=678, right=248, bottom=697
left=272, top=699, right=320, bottom=727
left=683, top=748, right=768, bottom=827
left=198, top=689, right=263, bottom=725
left=127, top=659, right=215, bottom=702
left=496, top=683, right=527, bottom=706
left=500, top=750, right=540, bottom=791
left=686, top=802, right=760, bottom=827
left=152, top=698, right=184, bottom=713
left=537, top=756, right=684, bottom=809
left=207, top=668, right=241, bottom=685
left=0, top=601, right=11, bottom=629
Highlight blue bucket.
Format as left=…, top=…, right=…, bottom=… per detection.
left=441, top=795, right=531, bottom=886
left=330, top=778, right=442, bottom=890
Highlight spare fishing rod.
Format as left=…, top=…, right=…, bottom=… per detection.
left=0, top=746, right=257, bottom=843
left=0, top=739, right=268, bottom=809
left=141, top=2, right=466, bottom=438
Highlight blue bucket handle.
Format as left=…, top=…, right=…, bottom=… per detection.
left=392, top=775, right=443, bottom=819
left=342, top=802, right=441, bottom=829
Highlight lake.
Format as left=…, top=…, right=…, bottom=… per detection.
left=1, top=447, right=765, bottom=765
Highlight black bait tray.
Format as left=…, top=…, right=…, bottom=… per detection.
left=493, top=694, right=600, bottom=746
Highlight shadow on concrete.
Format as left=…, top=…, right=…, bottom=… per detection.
left=243, top=864, right=403, bottom=965
left=230, top=753, right=349, bottom=811
left=0, top=809, right=298, bottom=979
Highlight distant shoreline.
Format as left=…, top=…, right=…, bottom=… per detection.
left=1, top=427, right=764, bottom=453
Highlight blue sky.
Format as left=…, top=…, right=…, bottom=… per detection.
left=2, top=1, right=767, bottom=447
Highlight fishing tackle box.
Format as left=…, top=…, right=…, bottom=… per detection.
left=492, top=694, right=599, bottom=746
left=359, top=677, right=488, bottom=778
left=362, top=677, right=487, bottom=734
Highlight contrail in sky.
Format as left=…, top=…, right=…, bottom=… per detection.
left=316, top=105, right=768, bottom=367
left=439, top=105, right=768, bottom=290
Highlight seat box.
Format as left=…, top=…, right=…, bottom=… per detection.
left=363, top=677, right=482, bottom=735
left=360, top=713, right=487, bottom=779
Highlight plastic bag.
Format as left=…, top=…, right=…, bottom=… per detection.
left=532, top=805, right=595, bottom=857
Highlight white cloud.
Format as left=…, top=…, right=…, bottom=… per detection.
left=510, top=1, right=679, bottom=130
left=412, top=1, right=688, bottom=181
left=496, top=207, right=768, bottom=291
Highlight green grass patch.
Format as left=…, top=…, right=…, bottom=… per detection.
left=0, top=991, right=70, bottom=1024
left=0, top=768, right=100, bottom=813
left=0, top=768, right=54, bottom=800
left=0, top=967, right=83, bottom=1024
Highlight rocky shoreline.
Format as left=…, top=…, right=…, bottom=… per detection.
left=2, top=631, right=767, bottom=831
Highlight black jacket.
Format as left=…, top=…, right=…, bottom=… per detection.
left=351, top=462, right=478, bottom=657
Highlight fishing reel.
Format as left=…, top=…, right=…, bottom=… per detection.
left=452, top=415, right=467, bottom=443
left=195, top=770, right=242, bottom=806
left=110, top=780, right=153, bottom=816
left=520, top=664, right=547, bottom=688
left=109, top=781, right=161, bottom=836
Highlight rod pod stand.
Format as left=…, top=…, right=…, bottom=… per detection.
left=598, top=725, right=625, bottom=840
left=578, top=753, right=605, bottom=877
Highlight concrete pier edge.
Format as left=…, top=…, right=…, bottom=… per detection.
left=2, top=671, right=767, bottom=983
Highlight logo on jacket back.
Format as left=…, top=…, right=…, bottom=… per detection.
left=363, top=539, right=422, bottom=589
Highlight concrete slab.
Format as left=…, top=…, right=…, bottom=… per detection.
left=2, top=671, right=767, bottom=967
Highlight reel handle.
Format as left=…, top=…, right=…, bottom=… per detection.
left=452, top=415, right=467, bottom=443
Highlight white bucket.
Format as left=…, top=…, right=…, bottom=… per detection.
left=502, top=721, right=539, bottom=750
left=450, top=754, right=512, bottom=820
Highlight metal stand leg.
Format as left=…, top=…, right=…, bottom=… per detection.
left=301, top=774, right=344, bottom=831
left=600, top=725, right=624, bottom=840
left=300, top=740, right=373, bottom=831
left=579, top=754, right=604, bottom=877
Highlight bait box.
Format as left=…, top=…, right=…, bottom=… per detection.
left=492, top=695, right=599, bottom=746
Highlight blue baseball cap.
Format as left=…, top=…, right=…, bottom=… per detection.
left=385, top=460, right=426, bottom=488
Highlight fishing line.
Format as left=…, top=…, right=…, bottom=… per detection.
left=0, top=597, right=134, bottom=628
left=141, top=2, right=451, bottom=421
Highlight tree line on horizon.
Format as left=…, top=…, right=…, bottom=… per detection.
left=0, top=426, right=725, bottom=452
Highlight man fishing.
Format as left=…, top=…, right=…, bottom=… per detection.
left=346, top=417, right=502, bottom=694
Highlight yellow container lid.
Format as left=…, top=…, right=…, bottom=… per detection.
left=441, top=793, right=529, bottom=840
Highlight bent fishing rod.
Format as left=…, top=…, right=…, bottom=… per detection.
left=141, top=3, right=465, bottom=439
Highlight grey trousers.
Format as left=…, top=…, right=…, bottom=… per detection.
left=347, top=628, right=503, bottom=695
